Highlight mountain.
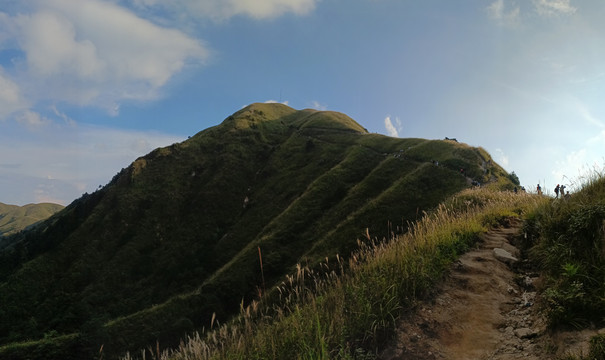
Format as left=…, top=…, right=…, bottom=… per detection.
left=0, top=202, right=64, bottom=237
left=0, top=103, right=517, bottom=359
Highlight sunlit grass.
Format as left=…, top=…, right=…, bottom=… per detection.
left=523, top=168, right=605, bottom=328
left=119, top=188, right=544, bottom=360
left=529, top=166, right=605, bottom=359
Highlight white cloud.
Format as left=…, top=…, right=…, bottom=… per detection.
left=487, top=0, right=575, bottom=26
left=487, top=0, right=504, bottom=18
left=15, top=110, right=51, bottom=129
left=551, top=148, right=588, bottom=186
left=533, top=0, right=576, bottom=17
left=0, top=0, right=208, bottom=117
left=0, top=0, right=319, bottom=122
left=129, top=0, right=317, bottom=21
left=495, top=148, right=510, bottom=168
left=549, top=138, right=605, bottom=192
left=51, top=105, right=77, bottom=126
left=263, top=99, right=289, bottom=105
left=486, top=0, right=520, bottom=27
left=16, top=11, right=105, bottom=79
left=311, top=101, right=327, bottom=110
left=384, top=115, right=401, bottom=137
left=0, top=67, right=28, bottom=118
left=206, top=0, right=316, bottom=20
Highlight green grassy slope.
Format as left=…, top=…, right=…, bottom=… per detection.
left=523, top=172, right=605, bottom=328
left=135, top=189, right=548, bottom=360
left=130, top=175, right=605, bottom=360
left=0, top=103, right=516, bottom=359
left=0, top=202, right=64, bottom=237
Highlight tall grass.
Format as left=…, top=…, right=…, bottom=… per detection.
left=523, top=168, right=605, bottom=328
left=121, top=188, right=544, bottom=360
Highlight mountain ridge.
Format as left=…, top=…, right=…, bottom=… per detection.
left=0, top=202, right=64, bottom=237
left=0, top=103, right=517, bottom=359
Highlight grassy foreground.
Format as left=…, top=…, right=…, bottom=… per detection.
left=524, top=171, right=605, bottom=327
left=120, top=188, right=546, bottom=360
left=523, top=171, right=605, bottom=360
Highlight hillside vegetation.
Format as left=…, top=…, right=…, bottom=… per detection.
left=0, top=202, right=63, bottom=237
left=0, top=103, right=517, bottom=359
left=138, top=188, right=544, bottom=360
left=124, top=173, right=605, bottom=360
left=524, top=171, right=605, bottom=330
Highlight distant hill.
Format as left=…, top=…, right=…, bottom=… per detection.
left=0, top=103, right=517, bottom=359
left=0, top=202, right=63, bottom=237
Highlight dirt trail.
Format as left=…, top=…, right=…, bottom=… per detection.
left=380, top=220, right=556, bottom=359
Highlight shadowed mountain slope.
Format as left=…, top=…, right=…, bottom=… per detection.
left=0, top=103, right=516, bottom=358
left=0, top=202, right=64, bottom=237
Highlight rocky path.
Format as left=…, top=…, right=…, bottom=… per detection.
left=380, top=220, right=548, bottom=359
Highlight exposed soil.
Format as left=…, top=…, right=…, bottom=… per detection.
left=379, top=220, right=602, bottom=360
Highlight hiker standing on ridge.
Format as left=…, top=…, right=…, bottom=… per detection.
left=560, top=184, right=566, bottom=198
left=555, top=184, right=560, bottom=198
left=537, top=184, right=542, bottom=195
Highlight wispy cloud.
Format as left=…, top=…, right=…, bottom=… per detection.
left=533, top=0, right=576, bottom=17
left=486, top=0, right=520, bottom=27
left=51, top=105, right=77, bottom=126
left=573, top=100, right=605, bottom=129
left=384, top=115, right=401, bottom=137
left=129, top=0, right=318, bottom=21
left=0, top=67, right=28, bottom=118
left=15, top=110, right=51, bottom=129
left=487, top=0, right=576, bottom=27
left=551, top=148, right=588, bottom=186
left=495, top=148, right=510, bottom=168
left=588, top=130, right=605, bottom=145
left=264, top=99, right=289, bottom=105
left=311, top=101, right=327, bottom=111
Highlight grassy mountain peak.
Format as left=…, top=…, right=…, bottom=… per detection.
left=217, top=103, right=367, bottom=133
left=0, top=103, right=517, bottom=359
left=0, top=202, right=64, bottom=237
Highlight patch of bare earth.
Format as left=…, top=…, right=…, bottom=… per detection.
left=379, top=220, right=601, bottom=360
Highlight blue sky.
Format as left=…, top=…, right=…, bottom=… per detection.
left=1, top=0, right=604, bottom=205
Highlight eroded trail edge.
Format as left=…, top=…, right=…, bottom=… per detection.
left=381, top=220, right=548, bottom=360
